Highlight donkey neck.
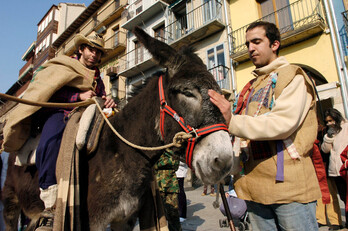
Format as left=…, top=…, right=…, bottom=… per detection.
left=113, top=78, right=163, bottom=161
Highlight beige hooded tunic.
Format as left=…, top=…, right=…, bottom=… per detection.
left=230, top=57, right=321, bottom=204
left=2, top=55, right=96, bottom=153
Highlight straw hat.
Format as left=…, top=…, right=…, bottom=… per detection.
left=74, top=32, right=106, bottom=54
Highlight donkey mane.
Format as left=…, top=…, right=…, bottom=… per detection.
left=178, top=45, right=206, bottom=68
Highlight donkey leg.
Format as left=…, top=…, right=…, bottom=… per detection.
left=2, top=188, right=21, bottom=231
left=109, top=214, right=137, bottom=231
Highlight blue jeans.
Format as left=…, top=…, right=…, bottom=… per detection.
left=246, top=200, right=318, bottom=231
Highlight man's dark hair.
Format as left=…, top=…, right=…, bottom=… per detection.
left=246, top=21, right=281, bottom=55
left=324, top=108, right=344, bottom=132
left=74, top=44, right=88, bottom=59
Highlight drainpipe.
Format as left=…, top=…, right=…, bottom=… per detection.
left=323, top=0, right=348, bottom=117
left=223, top=0, right=236, bottom=96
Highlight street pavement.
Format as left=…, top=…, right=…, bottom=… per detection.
left=133, top=185, right=348, bottom=231
left=133, top=185, right=236, bottom=231
left=180, top=185, right=231, bottom=231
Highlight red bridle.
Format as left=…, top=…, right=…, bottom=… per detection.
left=158, top=75, right=229, bottom=168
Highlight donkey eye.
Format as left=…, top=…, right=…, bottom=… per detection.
left=182, top=91, right=195, bottom=98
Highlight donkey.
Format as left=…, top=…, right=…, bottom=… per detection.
left=2, top=26, right=233, bottom=230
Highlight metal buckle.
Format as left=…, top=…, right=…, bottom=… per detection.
left=189, top=128, right=199, bottom=138
left=160, top=101, right=167, bottom=110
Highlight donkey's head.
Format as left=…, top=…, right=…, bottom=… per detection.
left=133, top=27, right=233, bottom=184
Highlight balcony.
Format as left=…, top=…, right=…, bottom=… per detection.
left=117, top=46, right=154, bottom=77
left=230, top=0, right=326, bottom=62
left=208, top=64, right=230, bottom=90
left=165, top=0, right=225, bottom=49
left=122, top=0, right=168, bottom=30
left=18, top=56, right=34, bottom=82
left=103, top=30, right=127, bottom=58
left=33, top=46, right=56, bottom=71
left=94, top=0, right=125, bottom=32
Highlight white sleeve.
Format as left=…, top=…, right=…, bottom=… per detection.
left=229, top=75, right=312, bottom=140
left=321, top=134, right=334, bottom=154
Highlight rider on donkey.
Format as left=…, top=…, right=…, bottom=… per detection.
left=2, top=33, right=116, bottom=230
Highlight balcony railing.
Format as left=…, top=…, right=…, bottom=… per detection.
left=104, top=30, right=127, bottom=49
left=126, top=0, right=143, bottom=20
left=121, top=0, right=167, bottom=30
left=230, top=0, right=324, bottom=55
left=208, top=64, right=230, bottom=90
left=342, top=10, right=348, bottom=56
left=343, top=10, right=348, bottom=35
left=165, top=0, right=222, bottom=43
left=117, top=46, right=152, bottom=74
left=19, top=56, right=34, bottom=77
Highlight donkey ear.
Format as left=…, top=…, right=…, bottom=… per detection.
left=132, top=26, right=183, bottom=77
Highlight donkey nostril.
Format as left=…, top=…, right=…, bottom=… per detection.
left=213, top=156, right=232, bottom=170
left=214, top=157, right=222, bottom=167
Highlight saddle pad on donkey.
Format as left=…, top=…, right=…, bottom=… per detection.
left=76, top=98, right=105, bottom=154
left=14, top=134, right=41, bottom=166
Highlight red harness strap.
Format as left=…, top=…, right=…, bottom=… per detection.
left=158, top=75, right=228, bottom=168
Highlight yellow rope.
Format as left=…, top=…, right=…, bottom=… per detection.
left=93, top=98, right=192, bottom=151
left=0, top=93, right=95, bottom=108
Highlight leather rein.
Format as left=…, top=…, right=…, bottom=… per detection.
left=158, top=75, right=228, bottom=168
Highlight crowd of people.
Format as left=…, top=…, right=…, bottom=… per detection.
left=0, top=20, right=348, bottom=231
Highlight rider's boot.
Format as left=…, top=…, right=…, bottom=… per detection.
left=35, top=184, right=57, bottom=231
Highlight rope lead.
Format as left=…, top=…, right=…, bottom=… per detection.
left=93, top=98, right=192, bottom=151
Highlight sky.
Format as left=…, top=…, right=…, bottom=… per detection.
left=0, top=0, right=93, bottom=94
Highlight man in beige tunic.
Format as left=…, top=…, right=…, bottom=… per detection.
left=209, top=21, right=321, bottom=230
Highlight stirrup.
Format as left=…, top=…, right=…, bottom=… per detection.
left=35, top=209, right=54, bottom=231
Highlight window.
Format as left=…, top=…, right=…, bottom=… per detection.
left=114, top=28, right=119, bottom=48
left=135, top=0, right=143, bottom=15
left=48, top=11, right=53, bottom=23
left=93, top=15, right=99, bottom=27
left=154, top=25, right=165, bottom=42
left=172, top=1, right=188, bottom=39
left=207, top=44, right=229, bottom=89
left=115, top=0, right=120, bottom=8
left=111, top=78, right=119, bottom=99
left=44, top=16, right=48, bottom=28
left=258, top=0, right=292, bottom=31
left=134, top=40, right=143, bottom=65
left=203, top=0, right=217, bottom=23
